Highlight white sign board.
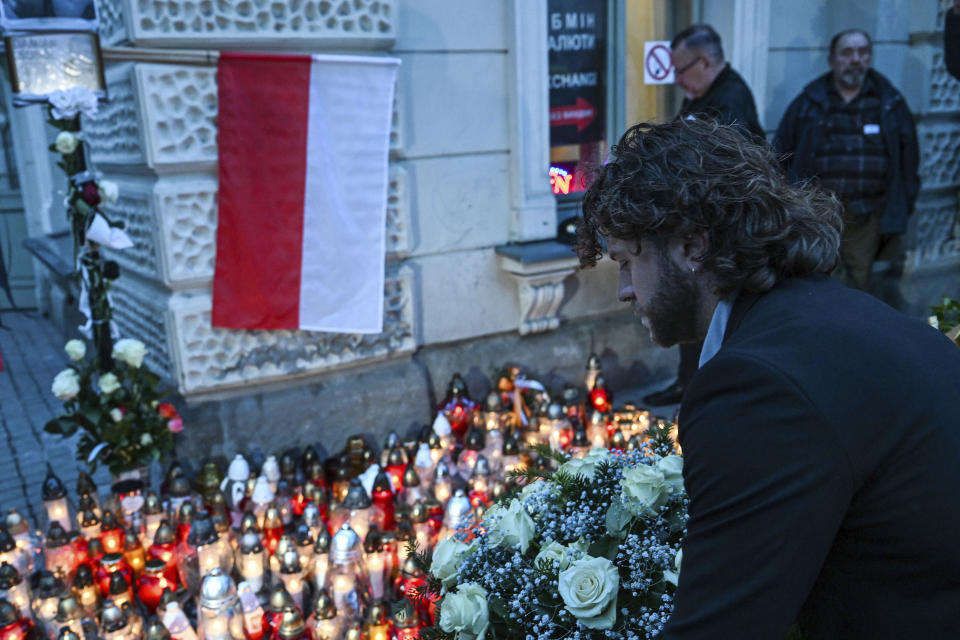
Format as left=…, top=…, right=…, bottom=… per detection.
left=643, top=41, right=674, bottom=85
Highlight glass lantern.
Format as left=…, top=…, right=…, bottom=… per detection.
left=236, top=533, right=265, bottom=595
left=262, top=585, right=294, bottom=640
left=306, top=590, right=341, bottom=640
left=276, top=551, right=305, bottom=611
left=98, top=512, right=124, bottom=556
left=261, top=507, right=284, bottom=556
left=99, top=599, right=128, bottom=640
left=432, top=462, right=453, bottom=506
left=52, top=595, right=89, bottom=640
left=328, top=479, right=383, bottom=545
left=275, top=606, right=310, bottom=640
left=324, top=523, right=369, bottom=623
left=301, top=492, right=325, bottom=538
left=0, top=564, right=29, bottom=619
left=137, top=559, right=176, bottom=614
left=363, top=528, right=387, bottom=602
left=0, top=531, right=27, bottom=579
left=41, top=471, right=71, bottom=533
left=148, top=521, right=178, bottom=585
left=30, top=572, right=64, bottom=635
left=293, top=525, right=313, bottom=568
left=106, top=571, right=133, bottom=611
left=261, top=457, right=281, bottom=496
left=364, top=599, right=390, bottom=640
left=71, top=565, right=99, bottom=616
left=456, top=424, right=485, bottom=480
left=141, top=493, right=164, bottom=548
left=178, top=513, right=231, bottom=596
left=43, top=523, right=77, bottom=584
left=268, top=535, right=294, bottom=583
left=0, top=597, right=34, bottom=640
left=309, top=530, right=331, bottom=595
left=467, top=456, right=491, bottom=509
left=122, top=532, right=146, bottom=580
left=160, top=596, right=198, bottom=640
left=197, top=568, right=246, bottom=640
left=145, top=619, right=172, bottom=640
left=439, top=490, right=475, bottom=543
left=413, top=443, right=434, bottom=491
left=369, top=469, right=396, bottom=532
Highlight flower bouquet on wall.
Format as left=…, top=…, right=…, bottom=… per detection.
left=411, top=425, right=688, bottom=639
left=929, top=297, right=960, bottom=347
left=44, top=337, right=182, bottom=476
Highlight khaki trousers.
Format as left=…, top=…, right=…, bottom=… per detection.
left=833, top=210, right=882, bottom=291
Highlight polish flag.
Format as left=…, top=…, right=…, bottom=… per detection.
left=213, top=52, right=400, bottom=333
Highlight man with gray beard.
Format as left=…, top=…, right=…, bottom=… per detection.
left=774, top=29, right=919, bottom=292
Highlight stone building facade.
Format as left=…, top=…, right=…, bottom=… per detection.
left=3, top=0, right=957, bottom=460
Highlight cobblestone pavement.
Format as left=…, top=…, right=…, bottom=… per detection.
left=0, top=310, right=110, bottom=528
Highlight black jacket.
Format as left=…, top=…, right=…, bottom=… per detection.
left=773, top=69, right=920, bottom=234
left=946, top=8, right=960, bottom=81
left=662, top=275, right=960, bottom=639
left=679, top=64, right=764, bottom=142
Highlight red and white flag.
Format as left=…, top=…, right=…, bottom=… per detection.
left=213, top=52, right=399, bottom=333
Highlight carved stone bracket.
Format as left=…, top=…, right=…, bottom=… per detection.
left=496, top=241, right=579, bottom=336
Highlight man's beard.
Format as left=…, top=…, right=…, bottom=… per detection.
left=642, top=250, right=701, bottom=348
left=839, top=66, right=866, bottom=89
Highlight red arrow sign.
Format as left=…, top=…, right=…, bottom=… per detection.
left=550, top=97, right=596, bottom=132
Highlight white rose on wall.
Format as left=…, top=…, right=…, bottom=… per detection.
left=558, top=555, right=620, bottom=630
left=97, top=180, right=119, bottom=204
left=535, top=540, right=586, bottom=571
left=64, top=339, right=86, bottom=361
left=51, top=369, right=81, bottom=401
left=439, top=582, right=489, bottom=639
left=98, top=372, right=121, bottom=395
left=112, top=339, right=147, bottom=369
left=55, top=131, right=78, bottom=154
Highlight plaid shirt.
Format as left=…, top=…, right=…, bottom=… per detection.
left=814, top=74, right=888, bottom=218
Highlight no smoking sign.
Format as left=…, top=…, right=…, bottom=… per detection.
left=644, top=41, right=675, bottom=85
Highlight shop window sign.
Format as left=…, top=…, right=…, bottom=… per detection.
left=548, top=0, right=606, bottom=197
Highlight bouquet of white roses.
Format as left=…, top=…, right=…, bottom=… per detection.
left=413, top=425, right=687, bottom=639
left=45, top=337, right=182, bottom=474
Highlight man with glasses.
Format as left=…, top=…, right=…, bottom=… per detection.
left=642, top=24, right=763, bottom=408
left=774, top=29, right=919, bottom=292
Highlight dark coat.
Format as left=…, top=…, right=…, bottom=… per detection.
left=946, top=9, right=960, bottom=81
left=661, top=275, right=960, bottom=639
left=773, top=70, right=920, bottom=234
left=679, top=64, right=765, bottom=142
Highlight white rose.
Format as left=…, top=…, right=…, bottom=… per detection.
left=929, top=315, right=940, bottom=330
left=656, top=455, right=685, bottom=495
left=109, top=408, right=123, bottom=423
left=140, top=433, right=153, bottom=446
left=98, top=180, right=119, bottom=204
left=663, top=548, right=683, bottom=587
left=64, top=339, right=86, bottom=361
left=431, top=537, right=469, bottom=589
left=52, top=369, right=81, bottom=401
left=98, top=372, right=121, bottom=395
left=439, top=583, right=489, bottom=640
left=55, top=131, right=78, bottom=154
left=535, top=541, right=583, bottom=571
left=558, top=555, right=620, bottom=630
left=112, top=338, right=147, bottom=369
left=559, top=447, right=611, bottom=480
left=485, top=498, right=535, bottom=553
left=621, top=464, right=670, bottom=517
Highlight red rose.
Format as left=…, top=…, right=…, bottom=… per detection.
left=157, top=403, right=179, bottom=419
left=79, top=182, right=101, bottom=206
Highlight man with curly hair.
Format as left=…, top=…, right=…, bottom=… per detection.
left=577, top=118, right=960, bottom=638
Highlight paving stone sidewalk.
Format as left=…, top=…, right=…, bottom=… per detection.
left=0, top=310, right=110, bottom=527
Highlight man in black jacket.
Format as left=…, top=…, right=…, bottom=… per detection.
left=576, top=117, right=960, bottom=639
left=946, top=1, right=960, bottom=81
left=774, top=29, right=919, bottom=292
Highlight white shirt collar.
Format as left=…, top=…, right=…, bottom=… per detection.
left=698, top=294, right=737, bottom=368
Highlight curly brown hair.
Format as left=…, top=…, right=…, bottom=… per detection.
left=576, top=118, right=842, bottom=296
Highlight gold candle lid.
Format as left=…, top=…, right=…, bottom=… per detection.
left=145, top=619, right=172, bottom=640
left=267, top=583, right=293, bottom=613
left=277, top=606, right=305, bottom=638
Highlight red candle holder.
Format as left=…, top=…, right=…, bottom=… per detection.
left=95, top=553, right=132, bottom=597
left=0, top=609, right=34, bottom=640
left=136, top=559, right=176, bottom=614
